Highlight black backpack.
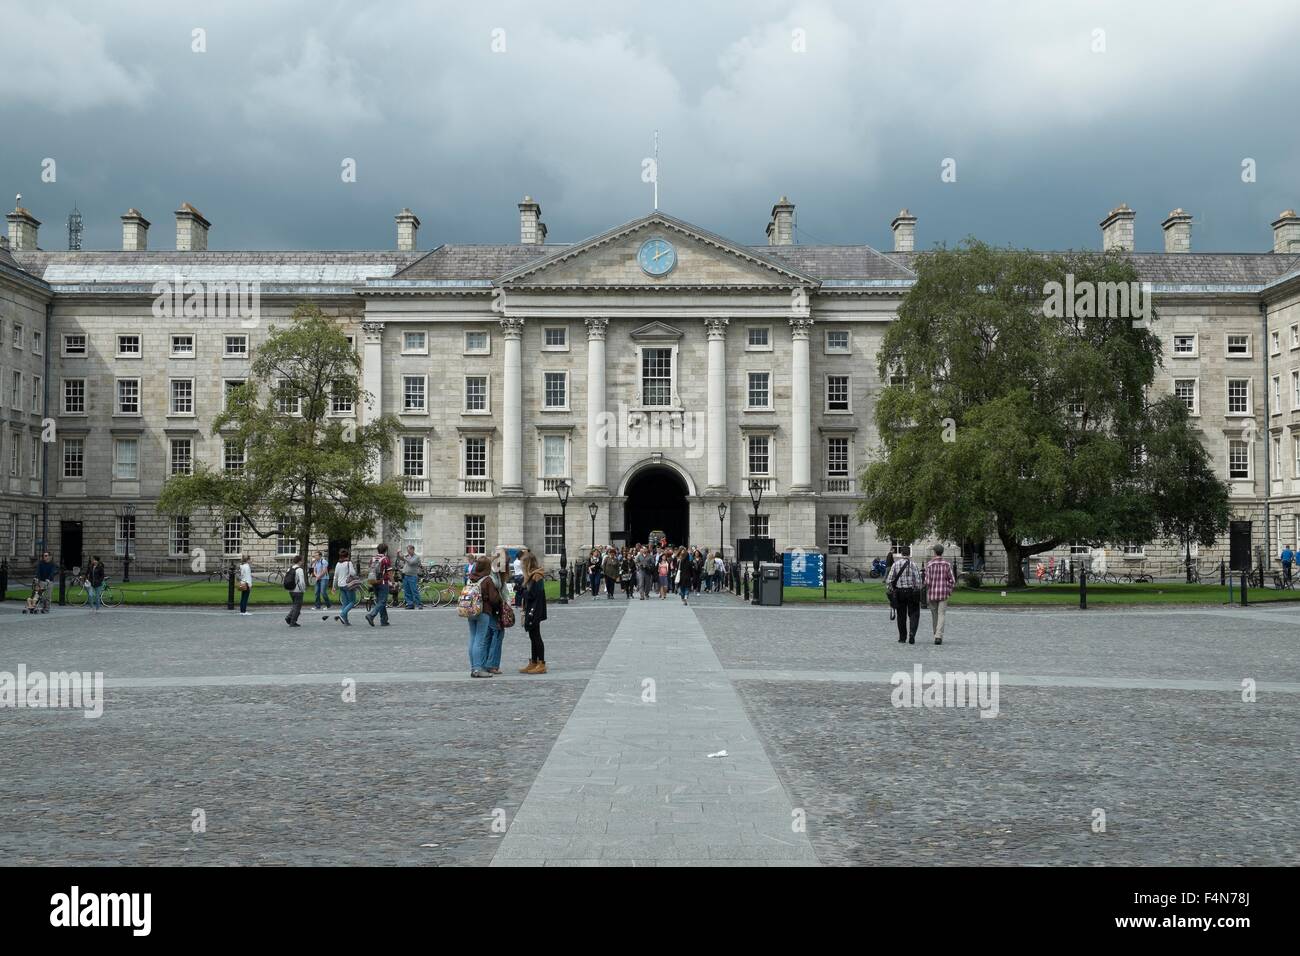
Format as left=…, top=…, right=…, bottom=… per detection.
left=283, top=567, right=297, bottom=591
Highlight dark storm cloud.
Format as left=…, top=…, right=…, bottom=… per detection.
left=3, top=0, right=1298, bottom=254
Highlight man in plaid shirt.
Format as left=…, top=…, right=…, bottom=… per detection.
left=885, top=550, right=923, bottom=644
left=925, top=544, right=957, bottom=645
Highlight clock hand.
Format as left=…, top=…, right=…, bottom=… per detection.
left=654, top=248, right=672, bottom=260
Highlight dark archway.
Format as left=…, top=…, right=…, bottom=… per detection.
left=624, top=466, right=690, bottom=548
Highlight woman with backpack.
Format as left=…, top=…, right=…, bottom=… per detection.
left=519, top=551, right=548, bottom=674
left=462, top=556, right=502, bottom=678
left=332, top=548, right=361, bottom=626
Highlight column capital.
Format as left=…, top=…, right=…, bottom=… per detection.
left=361, top=321, right=385, bottom=344
left=789, top=316, right=814, bottom=339
left=585, top=316, right=609, bottom=341
left=499, top=316, right=525, bottom=339
left=705, top=317, right=729, bottom=340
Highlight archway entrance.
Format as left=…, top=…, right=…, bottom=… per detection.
left=624, top=466, right=690, bottom=548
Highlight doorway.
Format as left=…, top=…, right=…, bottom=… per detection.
left=623, top=466, right=690, bottom=548
left=59, top=521, right=83, bottom=572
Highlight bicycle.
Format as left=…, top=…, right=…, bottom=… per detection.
left=71, top=576, right=122, bottom=608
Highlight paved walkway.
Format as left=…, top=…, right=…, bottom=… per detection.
left=492, top=599, right=819, bottom=866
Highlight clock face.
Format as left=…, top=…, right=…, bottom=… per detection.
left=637, top=237, right=677, bottom=276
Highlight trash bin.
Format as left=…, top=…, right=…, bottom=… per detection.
left=758, top=562, right=783, bottom=606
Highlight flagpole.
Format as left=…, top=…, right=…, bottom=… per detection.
left=653, top=130, right=659, bottom=210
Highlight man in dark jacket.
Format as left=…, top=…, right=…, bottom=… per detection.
left=36, top=551, right=57, bottom=612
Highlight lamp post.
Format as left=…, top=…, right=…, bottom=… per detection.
left=118, top=502, right=136, bottom=583
left=748, top=479, right=763, bottom=602
left=717, top=501, right=728, bottom=559
left=556, top=479, right=571, bottom=605
left=588, top=500, right=599, bottom=551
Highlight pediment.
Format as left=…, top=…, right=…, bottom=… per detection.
left=497, top=212, right=818, bottom=290
left=628, top=321, right=684, bottom=340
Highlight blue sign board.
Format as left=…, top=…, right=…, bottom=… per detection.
left=783, top=551, right=824, bottom=588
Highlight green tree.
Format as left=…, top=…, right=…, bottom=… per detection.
left=158, top=305, right=412, bottom=563
left=857, top=240, right=1229, bottom=587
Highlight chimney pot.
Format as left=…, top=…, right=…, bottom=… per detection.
left=174, top=202, right=210, bottom=251
left=518, top=196, right=546, bottom=245
left=1100, top=203, right=1136, bottom=252
left=121, top=208, right=151, bottom=251
left=1161, top=208, right=1193, bottom=253
left=1272, top=209, right=1300, bottom=254
left=6, top=204, right=41, bottom=250
left=767, top=196, right=795, bottom=246
left=891, top=208, right=918, bottom=253
left=395, top=208, right=421, bottom=252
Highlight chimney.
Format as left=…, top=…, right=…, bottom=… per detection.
left=518, top=196, right=546, bottom=245
left=891, top=208, right=917, bottom=253
left=6, top=202, right=40, bottom=250
left=767, top=196, right=794, bottom=245
left=121, top=208, right=151, bottom=251
left=1100, top=203, right=1136, bottom=252
left=174, top=202, right=210, bottom=251
left=1161, top=208, right=1192, bottom=253
left=1273, top=209, right=1300, bottom=254
left=395, top=208, right=420, bottom=252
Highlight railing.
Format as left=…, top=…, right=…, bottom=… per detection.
left=460, top=478, right=492, bottom=495
left=538, top=477, right=570, bottom=494
left=401, top=476, right=428, bottom=494
left=745, top=477, right=776, bottom=493
left=823, top=477, right=855, bottom=493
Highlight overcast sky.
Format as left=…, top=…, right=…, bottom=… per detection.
left=4, top=0, right=1298, bottom=255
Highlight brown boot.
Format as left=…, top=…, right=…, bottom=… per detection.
left=519, top=660, right=537, bottom=673
left=531, top=661, right=547, bottom=674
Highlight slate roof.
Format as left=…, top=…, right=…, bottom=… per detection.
left=392, top=244, right=561, bottom=280
left=13, top=250, right=415, bottom=284
left=753, top=245, right=917, bottom=281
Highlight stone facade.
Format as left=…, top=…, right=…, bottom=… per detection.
left=1, top=197, right=1299, bottom=579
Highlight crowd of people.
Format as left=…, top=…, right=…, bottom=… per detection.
left=580, top=544, right=729, bottom=604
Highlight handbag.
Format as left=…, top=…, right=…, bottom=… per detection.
left=237, top=581, right=250, bottom=592
left=499, top=601, right=516, bottom=629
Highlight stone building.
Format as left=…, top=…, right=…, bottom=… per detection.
left=1, top=196, right=1298, bottom=577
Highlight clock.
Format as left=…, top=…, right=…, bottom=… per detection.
left=637, top=237, right=677, bottom=276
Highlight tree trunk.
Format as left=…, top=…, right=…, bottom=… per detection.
left=300, top=481, right=314, bottom=563
left=1002, top=536, right=1025, bottom=588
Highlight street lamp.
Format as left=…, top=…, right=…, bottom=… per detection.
left=556, top=479, right=571, bottom=604
left=117, top=502, right=136, bottom=583
left=588, top=500, right=599, bottom=551
left=748, top=479, right=763, bottom=601
left=717, top=501, right=728, bottom=558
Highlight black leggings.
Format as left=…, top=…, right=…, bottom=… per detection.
left=527, top=622, right=545, bottom=661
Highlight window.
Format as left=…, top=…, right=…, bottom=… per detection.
left=747, top=372, right=771, bottom=409
left=10, top=371, right=20, bottom=409
left=890, top=538, right=912, bottom=557
left=223, top=379, right=247, bottom=409
left=8, top=434, right=18, bottom=476
left=29, top=435, right=38, bottom=479
left=1226, top=334, right=1251, bottom=357
left=402, top=375, right=427, bottom=413
left=464, top=330, right=490, bottom=354
left=465, top=515, right=486, bottom=555
left=1173, top=379, right=1198, bottom=414
left=543, top=371, right=568, bottom=409
left=1274, top=437, right=1283, bottom=479
left=747, top=435, right=771, bottom=476
left=170, top=438, right=193, bottom=476
left=62, top=334, right=87, bottom=356
left=749, top=514, right=770, bottom=537
left=276, top=519, right=296, bottom=557
left=1229, top=439, right=1250, bottom=480
left=541, top=434, right=567, bottom=477
left=32, top=330, right=41, bottom=356
left=1172, top=334, right=1198, bottom=357
left=330, top=380, right=354, bottom=415
left=825, top=330, right=850, bottom=353
left=116, top=334, right=141, bottom=357
left=543, top=327, right=568, bottom=350
left=223, top=518, right=242, bottom=556
left=826, top=437, right=850, bottom=476
left=223, top=438, right=245, bottom=473
left=746, top=327, right=771, bottom=350
left=1120, top=541, right=1145, bottom=556
left=1293, top=371, right=1300, bottom=411
left=401, top=436, right=425, bottom=478
left=464, top=375, right=488, bottom=412
left=171, top=334, right=195, bottom=357
left=62, top=438, right=83, bottom=479
left=1227, top=379, right=1250, bottom=416
left=1294, top=435, right=1300, bottom=478
left=275, top=380, right=301, bottom=415
left=116, top=378, right=141, bottom=415
left=1292, top=325, right=1299, bottom=350
left=464, top=437, right=487, bottom=478
left=828, top=515, right=849, bottom=554
left=31, top=375, right=41, bottom=413
left=170, top=516, right=190, bottom=556
left=826, top=375, right=851, bottom=412
left=12, top=324, right=23, bottom=349
left=403, top=518, right=423, bottom=553
left=888, top=365, right=908, bottom=387
left=224, top=334, right=249, bottom=357
left=115, top=515, right=136, bottom=557
left=544, top=514, right=564, bottom=555
left=641, top=347, right=673, bottom=406
left=170, top=378, right=195, bottom=415
left=1271, top=330, right=1282, bottom=355
left=401, top=331, right=427, bottom=355
left=113, top=438, right=139, bottom=480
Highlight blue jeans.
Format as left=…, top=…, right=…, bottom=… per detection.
left=339, top=587, right=357, bottom=622
left=402, top=574, right=422, bottom=608
left=366, top=585, right=390, bottom=623
left=89, top=584, right=103, bottom=609
left=467, top=613, right=491, bottom=672
left=484, top=617, right=504, bottom=670
left=314, top=576, right=332, bottom=608
left=239, top=587, right=251, bottom=613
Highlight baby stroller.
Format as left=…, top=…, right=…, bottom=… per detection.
left=870, top=557, right=889, bottom=578
left=22, top=578, right=51, bottom=614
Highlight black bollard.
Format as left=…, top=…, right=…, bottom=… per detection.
left=58, top=567, right=67, bottom=606
left=1241, top=569, right=1248, bottom=607
left=1220, top=559, right=1225, bottom=586
left=836, top=559, right=842, bottom=584
left=227, top=564, right=236, bottom=610
left=0, top=558, right=7, bottom=603
left=743, top=567, right=750, bottom=602
left=1079, top=566, right=1087, bottom=610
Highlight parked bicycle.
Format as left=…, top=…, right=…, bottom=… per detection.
left=71, top=575, right=122, bottom=608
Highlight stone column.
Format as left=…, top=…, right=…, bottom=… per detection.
left=705, top=318, right=729, bottom=492
left=585, top=317, right=609, bottom=493
left=790, top=317, right=814, bottom=492
left=500, top=317, right=525, bottom=494
left=361, top=321, right=385, bottom=481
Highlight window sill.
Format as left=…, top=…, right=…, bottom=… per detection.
left=461, top=408, right=491, bottom=416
